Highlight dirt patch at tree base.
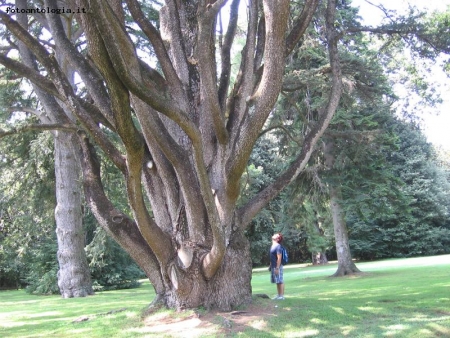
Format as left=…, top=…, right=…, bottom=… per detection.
left=142, top=298, right=277, bottom=337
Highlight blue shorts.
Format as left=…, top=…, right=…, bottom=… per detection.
left=270, top=265, right=284, bottom=284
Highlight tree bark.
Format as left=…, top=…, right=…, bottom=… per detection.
left=14, top=0, right=93, bottom=297
left=312, top=253, right=328, bottom=265
left=324, top=138, right=360, bottom=276
left=165, top=228, right=253, bottom=310
left=329, top=185, right=360, bottom=276
left=54, top=131, right=93, bottom=297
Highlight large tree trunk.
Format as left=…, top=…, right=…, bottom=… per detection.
left=329, top=185, right=360, bottom=276
left=164, top=229, right=253, bottom=310
left=54, top=131, right=93, bottom=297
left=14, top=0, right=93, bottom=297
left=78, top=133, right=252, bottom=309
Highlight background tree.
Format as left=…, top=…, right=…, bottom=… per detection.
left=262, top=0, right=390, bottom=275
left=342, top=5, right=450, bottom=260
left=0, top=119, right=144, bottom=293
left=0, top=0, right=94, bottom=297
left=0, top=72, right=58, bottom=291
left=349, top=120, right=450, bottom=259
left=0, top=69, right=143, bottom=293
left=256, top=1, right=449, bottom=274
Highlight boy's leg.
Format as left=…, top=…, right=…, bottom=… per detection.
left=277, top=283, right=284, bottom=297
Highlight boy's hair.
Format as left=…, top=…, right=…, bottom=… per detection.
left=274, top=233, right=283, bottom=243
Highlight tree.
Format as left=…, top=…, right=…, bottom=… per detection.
left=0, top=118, right=144, bottom=292
left=279, top=1, right=450, bottom=275
left=0, top=73, right=61, bottom=292
left=0, top=0, right=94, bottom=297
left=349, top=120, right=450, bottom=260
left=2, top=0, right=447, bottom=309
left=262, top=0, right=390, bottom=275
left=1, top=0, right=343, bottom=310
left=339, top=5, right=450, bottom=261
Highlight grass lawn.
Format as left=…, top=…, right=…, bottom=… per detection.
left=1, top=255, right=449, bottom=337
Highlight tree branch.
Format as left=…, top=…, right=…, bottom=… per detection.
left=125, top=0, right=183, bottom=93
left=90, top=0, right=198, bottom=142
left=225, top=0, right=259, bottom=139
left=226, top=0, right=290, bottom=196
left=131, top=96, right=207, bottom=244
left=197, top=4, right=228, bottom=145
left=44, top=0, right=116, bottom=128
left=237, top=0, right=343, bottom=228
left=218, top=0, right=240, bottom=112
left=254, top=15, right=266, bottom=72
left=10, top=12, right=127, bottom=173
left=159, top=1, right=190, bottom=87
left=285, top=0, right=320, bottom=56
left=0, top=10, right=54, bottom=71
left=124, top=142, right=174, bottom=268
left=76, top=132, right=166, bottom=295
left=345, top=26, right=450, bottom=54
left=0, top=54, right=61, bottom=99
left=0, top=123, right=76, bottom=139
left=259, top=124, right=303, bottom=146
left=13, top=38, right=129, bottom=173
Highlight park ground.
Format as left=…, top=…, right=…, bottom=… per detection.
left=1, top=255, right=450, bottom=337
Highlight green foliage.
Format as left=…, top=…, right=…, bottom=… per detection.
left=23, top=236, right=60, bottom=295
left=83, top=143, right=144, bottom=291
left=349, top=121, right=450, bottom=260
left=86, top=223, right=144, bottom=291
left=0, top=70, right=143, bottom=292
left=243, top=2, right=450, bottom=266
left=0, top=129, right=58, bottom=294
left=242, top=138, right=287, bottom=265
left=0, top=79, right=57, bottom=290
left=293, top=199, right=333, bottom=259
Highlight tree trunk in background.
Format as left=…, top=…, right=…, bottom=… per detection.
left=312, top=252, right=328, bottom=265
left=324, top=138, right=360, bottom=276
left=54, top=131, right=93, bottom=297
left=15, top=0, right=94, bottom=297
left=312, top=212, right=329, bottom=265
left=329, top=185, right=360, bottom=276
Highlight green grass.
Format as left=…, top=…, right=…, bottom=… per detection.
left=0, top=283, right=154, bottom=337
left=1, top=255, right=450, bottom=337
left=251, top=255, right=450, bottom=337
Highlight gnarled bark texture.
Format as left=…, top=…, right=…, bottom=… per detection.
left=0, top=0, right=342, bottom=310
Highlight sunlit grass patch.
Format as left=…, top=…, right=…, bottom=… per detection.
left=0, top=283, right=153, bottom=337
left=1, top=255, right=449, bottom=337
left=250, top=255, right=450, bottom=338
